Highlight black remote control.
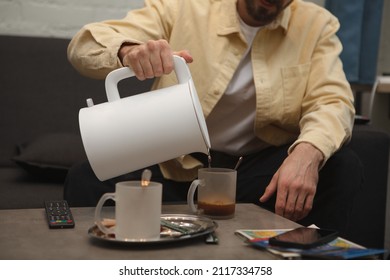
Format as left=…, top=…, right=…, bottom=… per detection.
left=44, top=200, right=75, bottom=229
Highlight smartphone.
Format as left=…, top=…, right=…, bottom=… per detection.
left=268, top=227, right=338, bottom=249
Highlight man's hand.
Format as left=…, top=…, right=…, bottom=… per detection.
left=259, top=142, right=324, bottom=221
left=118, top=39, right=193, bottom=80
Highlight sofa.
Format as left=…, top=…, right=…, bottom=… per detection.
left=0, top=35, right=389, bottom=250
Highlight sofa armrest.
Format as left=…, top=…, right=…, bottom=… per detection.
left=346, top=124, right=390, bottom=248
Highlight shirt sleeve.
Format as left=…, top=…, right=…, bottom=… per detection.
left=288, top=14, right=355, bottom=166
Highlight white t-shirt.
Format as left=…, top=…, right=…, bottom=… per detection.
left=206, top=17, right=268, bottom=156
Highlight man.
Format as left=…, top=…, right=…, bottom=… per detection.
left=66, top=0, right=362, bottom=237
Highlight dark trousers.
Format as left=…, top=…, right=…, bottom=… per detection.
left=64, top=145, right=363, bottom=238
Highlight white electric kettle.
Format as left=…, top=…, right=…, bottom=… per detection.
left=79, top=55, right=211, bottom=181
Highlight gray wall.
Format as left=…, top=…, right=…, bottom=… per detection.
left=0, top=0, right=144, bottom=38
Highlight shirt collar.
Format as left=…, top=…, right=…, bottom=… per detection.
left=218, top=0, right=291, bottom=36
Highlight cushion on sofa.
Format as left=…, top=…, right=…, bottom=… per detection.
left=12, top=133, right=87, bottom=181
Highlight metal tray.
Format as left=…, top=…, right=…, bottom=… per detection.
left=88, top=214, right=217, bottom=244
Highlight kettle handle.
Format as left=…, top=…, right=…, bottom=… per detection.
left=105, top=55, right=191, bottom=102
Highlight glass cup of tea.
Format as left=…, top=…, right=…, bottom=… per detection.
left=187, top=168, right=237, bottom=219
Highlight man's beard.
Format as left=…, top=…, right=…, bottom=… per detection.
left=244, top=0, right=287, bottom=25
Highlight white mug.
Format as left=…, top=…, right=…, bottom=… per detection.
left=95, top=181, right=162, bottom=241
left=79, top=55, right=211, bottom=181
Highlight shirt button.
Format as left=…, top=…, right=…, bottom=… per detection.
left=213, top=90, right=219, bottom=95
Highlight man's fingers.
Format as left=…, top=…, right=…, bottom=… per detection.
left=173, top=50, right=194, bottom=63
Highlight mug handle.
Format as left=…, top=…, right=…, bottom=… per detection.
left=105, top=55, right=191, bottom=102
left=94, top=192, right=116, bottom=235
left=187, top=179, right=202, bottom=214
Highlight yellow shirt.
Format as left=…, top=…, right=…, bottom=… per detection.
left=68, top=0, right=355, bottom=181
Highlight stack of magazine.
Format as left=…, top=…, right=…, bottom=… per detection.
left=235, top=227, right=387, bottom=259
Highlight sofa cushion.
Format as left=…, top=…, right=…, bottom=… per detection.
left=12, top=133, right=87, bottom=181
